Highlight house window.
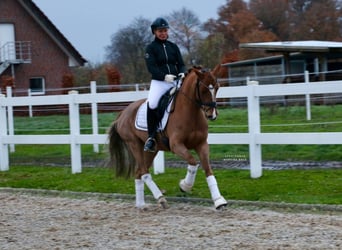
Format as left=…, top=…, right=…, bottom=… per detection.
left=29, top=77, right=45, bottom=95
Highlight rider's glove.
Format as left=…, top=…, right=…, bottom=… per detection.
left=164, top=74, right=176, bottom=83
left=178, top=73, right=185, bottom=79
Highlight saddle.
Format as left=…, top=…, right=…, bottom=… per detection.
left=135, top=86, right=176, bottom=132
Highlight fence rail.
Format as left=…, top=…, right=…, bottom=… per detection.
left=1, top=79, right=342, bottom=177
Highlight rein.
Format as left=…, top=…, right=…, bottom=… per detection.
left=179, top=76, right=217, bottom=109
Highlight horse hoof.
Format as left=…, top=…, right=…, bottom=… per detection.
left=179, top=179, right=192, bottom=193
left=136, top=205, right=149, bottom=211
left=158, top=196, right=169, bottom=209
left=214, top=196, right=228, bottom=210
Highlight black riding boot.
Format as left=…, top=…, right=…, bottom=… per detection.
left=144, top=105, right=159, bottom=152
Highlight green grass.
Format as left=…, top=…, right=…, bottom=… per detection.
left=0, top=166, right=341, bottom=205
left=2, top=104, right=342, bottom=205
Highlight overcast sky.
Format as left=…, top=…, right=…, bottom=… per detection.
left=32, top=0, right=227, bottom=63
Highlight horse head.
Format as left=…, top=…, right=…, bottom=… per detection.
left=189, top=67, right=220, bottom=121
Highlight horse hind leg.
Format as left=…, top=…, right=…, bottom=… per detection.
left=135, top=179, right=146, bottom=209
left=179, top=164, right=199, bottom=193
left=135, top=176, right=168, bottom=209
left=142, top=173, right=169, bottom=209
left=129, top=146, right=168, bottom=209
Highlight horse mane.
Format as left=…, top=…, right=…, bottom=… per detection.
left=188, top=65, right=211, bottom=74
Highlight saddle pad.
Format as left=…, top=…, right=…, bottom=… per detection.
left=135, top=101, right=172, bottom=131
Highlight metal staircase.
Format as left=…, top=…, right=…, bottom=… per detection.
left=0, top=41, right=31, bottom=74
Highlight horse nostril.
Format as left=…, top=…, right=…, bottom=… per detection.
left=207, top=115, right=217, bottom=121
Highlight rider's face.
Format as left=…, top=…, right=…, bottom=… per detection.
left=154, top=28, right=168, bottom=41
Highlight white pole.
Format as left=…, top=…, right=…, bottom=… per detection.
left=153, top=151, right=165, bottom=174
left=6, top=87, right=15, bottom=152
left=0, top=94, right=9, bottom=171
left=305, top=70, right=311, bottom=121
left=247, top=79, right=262, bottom=178
left=28, top=89, right=33, bottom=117
left=68, top=90, right=82, bottom=173
left=90, top=81, right=99, bottom=153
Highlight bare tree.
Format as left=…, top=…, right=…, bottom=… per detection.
left=166, top=7, right=202, bottom=65
left=249, top=0, right=290, bottom=40
left=105, top=17, right=152, bottom=83
left=194, top=33, right=225, bottom=68
left=290, top=0, right=342, bottom=40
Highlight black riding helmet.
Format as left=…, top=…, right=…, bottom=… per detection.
left=150, top=17, right=169, bottom=34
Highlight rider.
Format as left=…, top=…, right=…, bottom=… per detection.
left=144, top=17, right=186, bottom=152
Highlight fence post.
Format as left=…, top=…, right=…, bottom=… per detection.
left=304, top=70, right=311, bottom=121
left=247, top=80, right=262, bottom=178
left=68, top=90, right=82, bottom=173
left=6, top=87, right=15, bottom=152
left=90, top=81, right=99, bottom=153
left=0, top=94, right=9, bottom=171
left=28, top=89, right=33, bottom=117
left=153, top=151, right=165, bottom=174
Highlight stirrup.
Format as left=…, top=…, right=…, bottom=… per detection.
left=144, top=137, right=156, bottom=152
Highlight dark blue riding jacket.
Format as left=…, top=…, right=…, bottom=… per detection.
left=144, top=37, right=186, bottom=81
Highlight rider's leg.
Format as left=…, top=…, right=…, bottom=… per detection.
left=144, top=104, right=159, bottom=152
left=144, top=80, right=173, bottom=152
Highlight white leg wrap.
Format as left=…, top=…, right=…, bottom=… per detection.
left=179, top=164, right=199, bottom=192
left=206, top=175, right=227, bottom=209
left=135, top=179, right=145, bottom=208
left=142, top=173, right=163, bottom=200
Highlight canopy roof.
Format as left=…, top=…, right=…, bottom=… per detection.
left=239, top=40, right=342, bottom=53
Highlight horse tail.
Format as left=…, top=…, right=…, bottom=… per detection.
left=107, top=119, right=136, bottom=179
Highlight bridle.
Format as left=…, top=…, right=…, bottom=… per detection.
left=195, top=77, right=217, bottom=110
left=178, top=71, right=218, bottom=117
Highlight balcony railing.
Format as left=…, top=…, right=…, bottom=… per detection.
left=0, top=41, right=32, bottom=63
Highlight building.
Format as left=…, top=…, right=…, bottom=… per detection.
left=224, top=41, right=342, bottom=86
left=223, top=41, right=342, bottom=105
left=0, top=0, right=86, bottom=95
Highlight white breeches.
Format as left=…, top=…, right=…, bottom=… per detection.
left=147, top=79, right=175, bottom=109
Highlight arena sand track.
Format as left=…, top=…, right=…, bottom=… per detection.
left=0, top=190, right=341, bottom=250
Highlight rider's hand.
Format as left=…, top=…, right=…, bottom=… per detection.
left=178, top=73, right=185, bottom=79
left=164, top=74, right=176, bottom=83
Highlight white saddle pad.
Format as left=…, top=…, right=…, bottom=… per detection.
left=135, top=100, right=172, bottom=131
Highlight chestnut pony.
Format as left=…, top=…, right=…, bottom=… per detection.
left=107, top=66, right=227, bottom=209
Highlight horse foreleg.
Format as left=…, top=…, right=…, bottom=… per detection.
left=170, top=143, right=200, bottom=193
left=196, top=144, right=227, bottom=210
left=206, top=175, right=227, bottom=209
left=179, top=164, right=199, bottom=193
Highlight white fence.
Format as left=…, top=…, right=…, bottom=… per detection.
left=1, top=79, right=342, bottom=178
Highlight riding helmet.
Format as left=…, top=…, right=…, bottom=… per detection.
left=150, top=17, right=169, bottom=34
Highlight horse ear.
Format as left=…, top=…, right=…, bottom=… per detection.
left=193, top=67, right=204, bottom=79
left=188, top=65, right=202, bottom=74
left=192, top=65, right=203, bottom=70
left=212, top=64, right=220, bottom=76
